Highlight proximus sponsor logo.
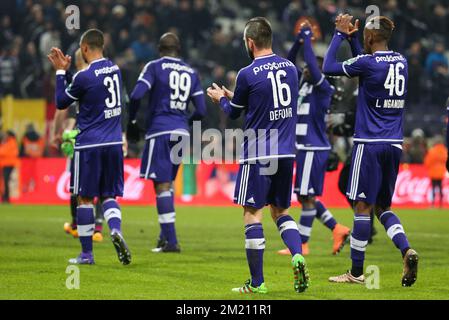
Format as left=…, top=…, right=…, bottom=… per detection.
left=253, top=61, right=294, bottom=75
left=375, top=55, right=405, bottom=63
left=94, top=65, right=120, bottom=77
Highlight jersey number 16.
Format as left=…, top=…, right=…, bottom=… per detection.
left=267, top=70, right=291, bottom=109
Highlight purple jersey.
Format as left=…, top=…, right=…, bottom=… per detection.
left=296, top=79, right=333, bottom=150
left=137, top=56, right=204, bottom=139
left=229, top=54, right=299, bottom=162
left=341, top=51, right=408, bottom=144
left=55, top=58, right=123, bottom=149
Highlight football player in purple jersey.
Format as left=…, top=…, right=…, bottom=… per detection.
left=127, top=33, right=206, bottom=253
left=48, top=29, right=131, bottom=265
left=277, top=21, right=351, bottom=257
left=323, top=14, right=418, bottom=286
left=207, top=17, right=309, bottom=294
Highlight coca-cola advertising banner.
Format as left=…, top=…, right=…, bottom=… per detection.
left=14, top=158, right=449, bottom=208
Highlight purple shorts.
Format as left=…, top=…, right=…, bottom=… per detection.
left=72, top=145, right=124, bottom=198
left=294, top=150, right=329, bottom=197
left=234, top=158, right=294, bottom=209
left=140, top=134, right=187, bottom=183
left=346, top=143, right=402, bottom=207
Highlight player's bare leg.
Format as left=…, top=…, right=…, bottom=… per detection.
left=101, top=197, right=131, bottom=265
left=152, top=182, right=180, bottom=253
left=375, top=206, right=418, bottom=287
left=64, top=194, right=79, bottom=238
left=68, top=196, right=95, bottom=265
left=271, top=206, right=310, bottom=293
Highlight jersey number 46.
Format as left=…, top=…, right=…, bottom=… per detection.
left=384, top=62, right=405, bottom=97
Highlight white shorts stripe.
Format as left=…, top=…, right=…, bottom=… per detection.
left=245, top=238, right=266, bottom=250
left=349, top=144, right=364, bottom=200
left=240, top=165, right=250, bottom=205
left=300, top=152, right=314, bottom=196
left=144, top=139, right=155, bottom=179
left=73, top=151, right=80, bottom=195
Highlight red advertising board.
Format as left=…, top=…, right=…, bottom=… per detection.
left=13, top=158, right=449, bottom=208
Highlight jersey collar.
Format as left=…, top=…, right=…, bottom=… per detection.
left=89, top=57, right=107, bottom=64
left=374, top=51, right=393, bottom=54
left=162, top=56, right=181, bottom=61
left=254, top=53, right=276, bottom=60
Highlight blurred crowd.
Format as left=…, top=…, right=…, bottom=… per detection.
left=0, top=0, right=448, bottom=156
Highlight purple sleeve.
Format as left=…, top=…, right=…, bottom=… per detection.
left=230, top=70, right=249, bottom=110
left=128, top=81, right=149, bottom=121
left=349, top=34, right=364, bottom=57
left=303, top=36, right=324, bottom=85
left=137, top=62, right=155, bottom=90
left=287, top=39, right=303, bottom=79
left=219, top=97, right=243, bottom=120
left=189, top=73, right=206, bottom=121
left=55, top=70, right=84, bottom=110
left=323, top=31, right=349, bottom=76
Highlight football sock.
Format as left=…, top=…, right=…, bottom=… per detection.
left=315, top=200, right=337, bottom=230
left=156, top=191, right=178, bottom=246
left=298, top=207, right=316, bottom=243
left=94, top=200, right=104, bottom=233
left=245, top=223, right=265, bottom=287
left=102, top=199, right=122, bottom=232
left=277, top=215, right=302, bottom=255
left=379, top=211, right=410, bottom=257
left=350, top=214, right=371, bottom=277
left=70, top=195, right=77, bottom=228
left=77, top=205, right=95, bottom=253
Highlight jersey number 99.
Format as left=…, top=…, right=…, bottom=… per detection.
left=267, top=70, right=292, bottom=109
left=169, top=71, right=191, bottom=110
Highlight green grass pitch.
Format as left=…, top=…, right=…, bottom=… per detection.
left=0, top=204, right=448, bottom=300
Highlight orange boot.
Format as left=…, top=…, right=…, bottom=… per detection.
left=332, top=224, right=350, bottom=255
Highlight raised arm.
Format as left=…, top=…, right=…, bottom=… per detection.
left=323, top=31, right=349, bottom=76
left=301, top=26, right=323, bottom=85
left=287, top=33, right=303, bottom=79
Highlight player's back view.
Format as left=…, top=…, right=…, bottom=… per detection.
left=323, top=14, right=418, bottom=286
left=207, top=17, right=309, bottom=294
left=49, top=29, right=131, bottom=265
left=128, top=33, right=206, bottom=253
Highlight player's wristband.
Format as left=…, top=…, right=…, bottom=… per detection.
left=56, top=70, right=66, bottom=76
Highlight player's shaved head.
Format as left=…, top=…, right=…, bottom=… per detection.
left=244, top=17, right=272, bottom=49
left=80, top=29, right=104, bottom=50
left=158, top=32, right=181, bottom=57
